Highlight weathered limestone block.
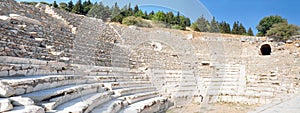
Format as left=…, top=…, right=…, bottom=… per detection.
left=9, top=96, right=34, bottom=106
left=5, top=105, right=44, bottom=113
left=0, top=82, right=15, bottom=97
left=0, top=98, right=13, bottom=112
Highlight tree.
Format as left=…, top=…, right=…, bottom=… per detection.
left=53, top=1, right=58, bottom=8
left=266, top=22, right=299, bottom=41
left=111, top=2, right=121, bottom=19
left=127, top=3, right=133, bottom=16
left=179, top=16, right=187, bottom=29
left=72, top=0, right=83, bottom=14
left=134, top=10, right=145, bottom=18
left=219, top=21, right=231, bottom=34
left=247, top=27, right=254, bottom=36
left=133, top=5, right=139, bottom=14
left=256, top=15, right=287, bottom=36
left=82, top=0, right=93, bottom=15
left=67, top=0, right=74, bottom=12
left=165, top=12, right=174, bottom=24
left=87, top=2, right=103, bottom=18
left=143, top=11, right=149, bottom=19
left=59, top=2, right=68, bottom=11
left=152, top=11, right=166, bottom=22
left=232, top=21, right=239, bottom=34
left=238, top=23, right=246, bottom=35
left=175, top=11, right=180, bottom=25
left=184, top=17, right=191, bottom=27
left=210, top=17, right=219, bottom=33
left=191, top=16, right=210, bottom=32
left=40, top=1, right=50, bottom=6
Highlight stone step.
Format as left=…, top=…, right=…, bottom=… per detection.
left=105, top=81, right=152, bottom=90
left=204, top=82, right=240, bottom=86
left=166, top=86, right=197, bottom=93
left=118, top=91, right=159, bottom=104
left=113, top=86, right=157, bottom=97
left=0, top=98, right=13, bottom=112
left=164, top=81, right=195, bottom=86
left=50, top=91, right=112, bottom=113
left=90, top=99, right=122, bottom=113
left=22, top=83, right=104, bottom=102
left=0, top=75, right=96, bottom=97
left=203, top=77, right=239, bottom=82
left=215, top=72, right=240, bottom=75
left=94, top=76, right=149, bottom=83
left=4, top=105, right=44, bottom=113
left=120, top=97, right=169, bottom=113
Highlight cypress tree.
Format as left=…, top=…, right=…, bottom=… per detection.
left=210, top=17, right=219, bottom=33
left=67, top=0, right=74, bottom=12
left=53, top=1, right=58, bottom=8
left=72, top=0, right=83, bottom=14
left=247, top=27, right=254, bottom=36
left=232, top=21, right=239, bottom=34
left=238, top=23, right=246, bottom=35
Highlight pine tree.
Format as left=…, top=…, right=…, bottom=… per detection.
left=127, top=3, right=133, bottom=16
left=191, top=16, right=210, bottom=32
left=82, top=0, right=93, bottom=15
left=133, top=5, right=139, bottom=14
left=59, top=2, right=68, bottom=11
left=184, top=17, right=191, bottom=27
left=67, top=0, right=74, bottom=12
left=110, top=2, right=120, bottom=18
left=148, top=11, right=155, bottom=19
left=210, top=17, right=219, bottom=33
left=72, top=0, right=83, bottom=14
left=143, top=11, right=148, bottom=19
left=238, top=23, right=246, bottom=35
left=53, top=1, right=58, bottom=8
left=225, top=22, right=231, bottom=33
left=175, top=11, right=180, bottom=25
left=232, top=21, right=239, bottom=34
left=179, top=16, right=186, bottom=29
left=165, top=12, right=174, bottom=24
left=152, top=11, right=166, bottom=22
left=219, top=21, right=226, bottom=33
left=247, top=27, right=254, bottom=36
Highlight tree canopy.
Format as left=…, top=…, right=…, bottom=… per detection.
left=256, top=15, right=287, bottom=36
left=266, top=22, right=299, bottom=41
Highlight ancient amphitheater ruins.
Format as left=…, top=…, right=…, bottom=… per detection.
left=0, top=0, right=300, bottom=113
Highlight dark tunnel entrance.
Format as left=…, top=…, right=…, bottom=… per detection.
left=260, top=44, right=271, bottom=55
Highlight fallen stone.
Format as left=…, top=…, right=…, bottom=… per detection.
left=9, top=96, right=34, bottom=106
left=286, top=39, right=293, bottom=44
left=0, top=82, right=15, bottom=97
left=294, top=43, right=300, bottom=47
left=0, top=98, right=13, bottom=112
left=0, top=15, right=10, bottom=20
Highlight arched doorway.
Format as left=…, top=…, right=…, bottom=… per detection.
left=260, top=44, right=271, bottom=55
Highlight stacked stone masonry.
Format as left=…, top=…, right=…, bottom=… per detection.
left=0, top=0, right=300, bottom=112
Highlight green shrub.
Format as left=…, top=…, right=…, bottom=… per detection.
left=122, top=16, right=151, bottom=28
left=171, top=24, right=185, bottom=30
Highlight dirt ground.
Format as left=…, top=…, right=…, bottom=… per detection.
left=166, top=102, right=259, bottom=113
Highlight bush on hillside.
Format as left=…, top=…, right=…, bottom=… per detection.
left=122, top=16, right=151, bottom=28
left=171, top=25, right=185, bottom=30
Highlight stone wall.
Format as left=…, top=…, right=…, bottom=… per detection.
left=0, top=0, right=74, bottom=62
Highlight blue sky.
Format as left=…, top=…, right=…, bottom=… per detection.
left=17, top=0, right=300, bottom=34
left=200, top=0, right=300, bottom=34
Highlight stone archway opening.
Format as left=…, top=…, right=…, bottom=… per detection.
left=260, top=44, right=271, bottom=55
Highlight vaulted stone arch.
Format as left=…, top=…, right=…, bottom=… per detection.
left=258, top=42, right=273, bottom=56
left=260, top=44, right=271, bottom=55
